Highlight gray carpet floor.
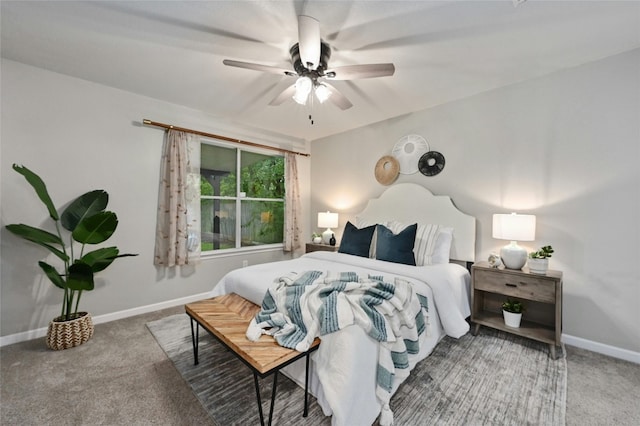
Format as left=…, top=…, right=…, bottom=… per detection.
left=148, top=313, right=567, bottom=425
left=2, top=305, right=639, bottom=425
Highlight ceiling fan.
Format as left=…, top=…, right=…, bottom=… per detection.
left=223, top=15, right=395, bottom=110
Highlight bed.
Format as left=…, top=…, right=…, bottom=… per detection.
left=209, top=183, right=476, bottom=425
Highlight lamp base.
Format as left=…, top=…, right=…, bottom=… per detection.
left=500, top=242, right=527, bottom=270
left=322, top=228, right=333, bottom=245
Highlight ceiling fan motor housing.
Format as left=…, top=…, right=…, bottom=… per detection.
left=290, top=42, right=331, bottom=78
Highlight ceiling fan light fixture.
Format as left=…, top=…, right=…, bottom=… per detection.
left=293, top=76, right=312, bottom=105
left=223, top=16, right=392, bottom=113
left=314, top=84, right=331, bottom=103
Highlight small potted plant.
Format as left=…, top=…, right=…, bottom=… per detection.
left=528, top=245, right=554, bottom=274
left=312, top=232, right=322, bottom=244
left=502, top=298, right=524, bottom=328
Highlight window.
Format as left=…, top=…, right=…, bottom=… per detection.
left=200, top=142, right=285, bottom=253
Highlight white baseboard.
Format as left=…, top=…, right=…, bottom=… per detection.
left=0, top=292, right=211, bottom=348
left=562, top=333, right=640, bottom=364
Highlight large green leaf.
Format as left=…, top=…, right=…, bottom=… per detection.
left=5, top=224, right=68, bottom=261
left=38, top=261, right=66, bottom=290
left=72, top=211, right=118, bottom=244
left=12, top=164, right=59, bottom=221
left=81, top=246, right=118, bottom=272
left=81, top=247, right=138, bottom=273
left=67, top=262, right=94, bottom=291
left=61, top=190, right=108, bottom=232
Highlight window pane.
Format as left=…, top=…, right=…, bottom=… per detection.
left=240, top=200, right=284, bottom=247
left=200, top=142, right=285, bottom=253
left=201, top=199, right=236, bottom=251
left=240, top=152, right=284, bottom=199
left=201, top=144, right=236, bottom=196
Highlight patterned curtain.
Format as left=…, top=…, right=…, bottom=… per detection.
left=283, top=152, right=302, bottom=253
left=154, top=130, right=201, bottom=266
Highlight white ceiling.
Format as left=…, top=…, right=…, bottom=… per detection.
left=2, top=1, right=639, bottom=141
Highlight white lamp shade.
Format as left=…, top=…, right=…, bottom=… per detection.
left=318, top=211, right=339, bottom=244
left=315, top=84, right=331, bottom=103
left=492, top=213, right=536, bottom=241
left=293, top=77, right=312, bottom=105
left=318, top=211, right=339, bottom=229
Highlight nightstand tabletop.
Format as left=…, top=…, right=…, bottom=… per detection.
left=305, top=243, right=339, bottom=253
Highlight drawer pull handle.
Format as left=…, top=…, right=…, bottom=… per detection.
left=505, top=283, right=517, bottom=288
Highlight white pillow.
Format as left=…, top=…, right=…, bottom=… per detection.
left=387, top=221, right=453, bottom=265
left=431, top=227, right=453, bottom=264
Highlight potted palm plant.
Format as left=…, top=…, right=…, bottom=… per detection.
left=528, top=245, right=554, bottom=274
left=502, top=298, right=524, bottom=328
left=5, top=165, right=137, bottom=350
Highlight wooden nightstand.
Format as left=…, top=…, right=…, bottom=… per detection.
left=305, top=243, right=339, bottom=253
left=471, top=261, right=563, bottom=358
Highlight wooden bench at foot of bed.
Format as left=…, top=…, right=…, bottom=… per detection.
left=185, top=293, right=321, bottom=426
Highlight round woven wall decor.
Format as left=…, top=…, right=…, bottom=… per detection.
left=418, top=151, right=446, bottom=176
left=392, top=134, right=429, bottom=174
left=374, top=155, right=400, bottom=185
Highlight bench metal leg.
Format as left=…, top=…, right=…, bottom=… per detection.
left=304, top=352, right=310, bottom=417
left=253, top=372, right=265, bottom=426
left=189, top=317, right=200, bottom=365
left=268, top=371, right=278, bottom=426
left=253, top=371, right=279, bottom=426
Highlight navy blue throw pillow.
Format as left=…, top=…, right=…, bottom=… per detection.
left=338, top=221, right=376, bottom=258
left=375, top=223, right=417, bottom=266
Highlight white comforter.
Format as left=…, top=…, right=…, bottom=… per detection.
left=209, top=251, right=471, bottom=425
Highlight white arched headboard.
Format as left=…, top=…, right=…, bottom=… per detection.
left=357, top=183, right=476, bottom=263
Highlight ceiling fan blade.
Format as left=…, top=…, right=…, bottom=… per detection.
left=298, top=15, right=321, bottom=70
left=323, top=83, right=353, bottom=110
left=269, top=84, right=296, bottom=106
left=325, top=63, right=395, bottom=80
left=223, top=59, right=295, bottom=76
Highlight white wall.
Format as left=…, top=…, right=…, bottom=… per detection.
left=310, top=49, right=640, bottom=354
left=0, top=59, right=310, bottom=338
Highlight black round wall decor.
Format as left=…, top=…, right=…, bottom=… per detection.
left=418, top=151, right=446, bottom=176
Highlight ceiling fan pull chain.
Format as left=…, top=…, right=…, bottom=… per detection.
left=308, top=95, right=315, bottom=125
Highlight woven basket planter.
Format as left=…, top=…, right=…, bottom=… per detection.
left=46, top=312, right=94, bottom=350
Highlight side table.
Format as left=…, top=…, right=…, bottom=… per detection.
left=471, top=261, right=563, bottom=358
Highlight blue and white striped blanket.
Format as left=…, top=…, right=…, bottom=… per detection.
left=246, top=270, right=428, bottom=425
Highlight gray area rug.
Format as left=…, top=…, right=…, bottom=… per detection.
left=147, top=314, right=567, bottom=425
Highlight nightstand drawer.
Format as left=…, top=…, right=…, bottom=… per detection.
left=474, top=269, right=555, bottom=303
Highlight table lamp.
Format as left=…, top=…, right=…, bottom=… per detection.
left=492, top=213, right=536, bottom=269
left=317, top=211, right=339, bottom=244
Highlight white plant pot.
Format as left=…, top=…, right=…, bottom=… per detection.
left=312, top=237, right=322, bottom=244
left=528, top=258, right=549, bottom=275
left=503, top=310, right=522, bottom=328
